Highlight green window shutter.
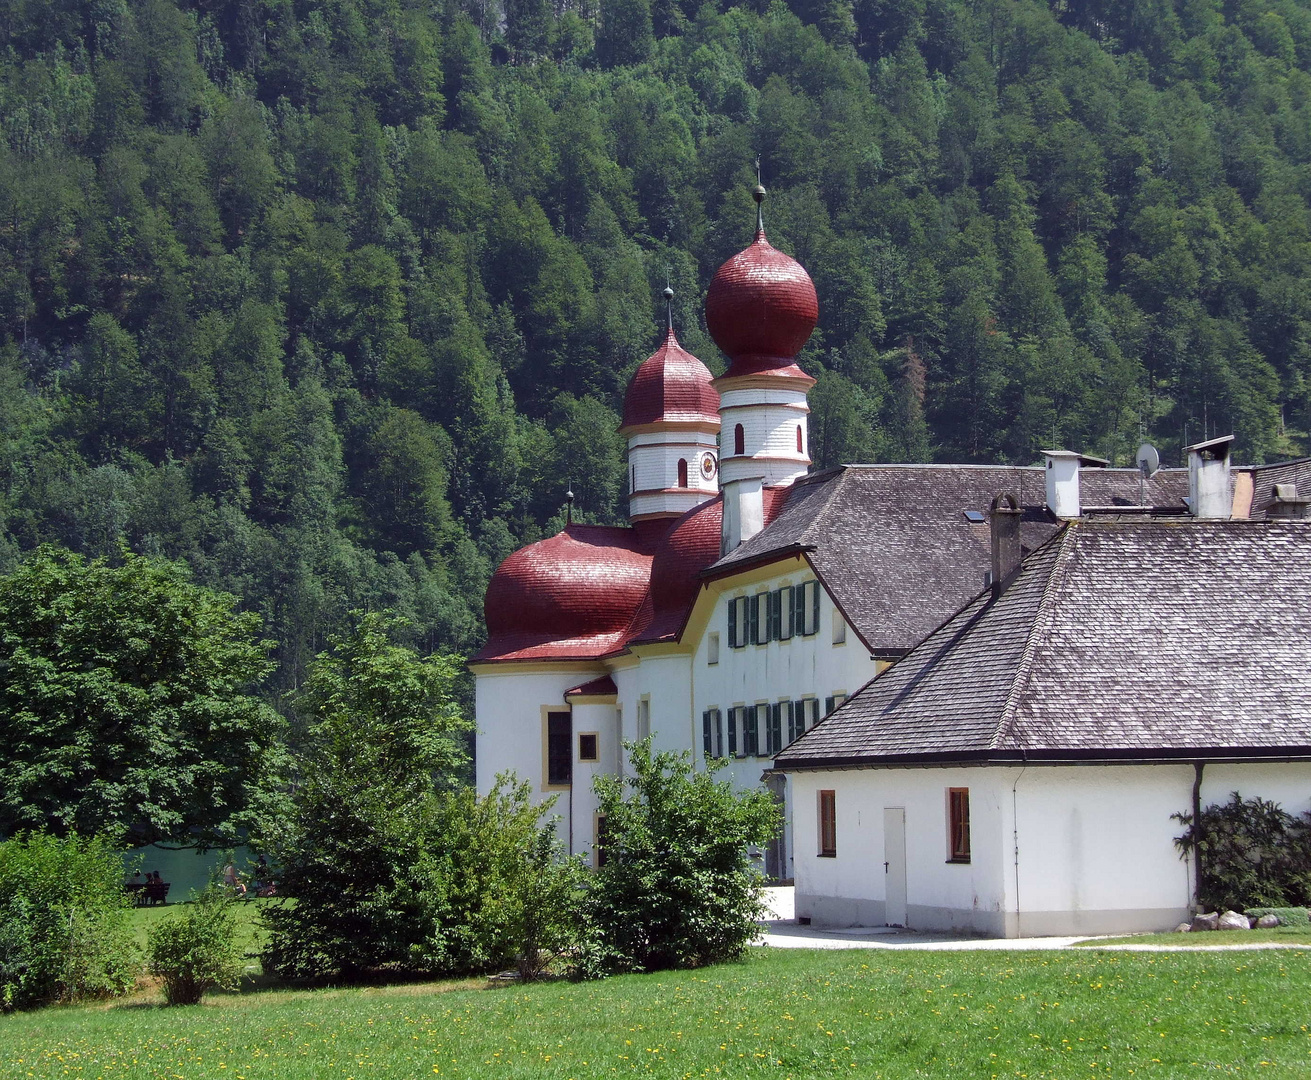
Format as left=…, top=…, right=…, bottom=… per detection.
left=824, top=695, right=835, bottom=717
left=713, top=709, right=723, bottom=758
left=767, top=703, right=782, bottom=754
left=790, top=699, right=804, bottom=742
left=810, top=580, right=820, bottom=635
left=748, top=594, right=760, bottom=645
left=727, top=597, right=738, bottom=648
left=744, top=706, right=759, bottom=755
left=727, top=708, right=738, bottom=756
left=702, top=710, right=713, bottom=757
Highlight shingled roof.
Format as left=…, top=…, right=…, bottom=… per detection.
left=1246, top=457, right=1311, bottom=519
left=704, top=464, right=1189, bottom=657
left=774, top=519, right=1311, bottom=770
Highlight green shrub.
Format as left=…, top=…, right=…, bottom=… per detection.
left=589, top=739, right=781, bottom=974
left=148, top=888, right=244, bottom=1005
left=0, top=832, right=138, bottom=1011
left=1175, top=793, right=1311, bottom=911
left=1244, top=907, right=1311, bottom=927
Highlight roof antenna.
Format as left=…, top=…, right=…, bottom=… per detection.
left=565, top=483, right=574, bottom=526
left=753, top=158, right=766, bottom=236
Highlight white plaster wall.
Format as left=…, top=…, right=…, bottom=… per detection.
left=628, top=431, right=718, bottom=496
left=568, top=700, right=621, bottom=863
left=1202, top=763, right=1311, bottom=816
left=790, top=767, right=1009, bottom=933
left=790, top=761, right=1311, bottom=938
left=690, top=564, right=880, bottom=878
left=1005, top=765, right=1197, bottom=935
left=475, top=667, right=599, bottom=852
left=718, top=387, right=809, bottom=487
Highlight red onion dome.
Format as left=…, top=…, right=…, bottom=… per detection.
left=620, top=328, right=720, bottom=431
left=481, top=526, right=653, bottom=655
left=705, top=192, right=818, bottom=376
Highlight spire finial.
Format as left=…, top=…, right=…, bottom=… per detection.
left=752, top=161, right=766, bottom=236
left=662, top=278, right=674, bottom=332
left=565, top=484, right=574, bottom=525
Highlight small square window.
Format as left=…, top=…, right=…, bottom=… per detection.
left=578, top=732, right=598, bottom=762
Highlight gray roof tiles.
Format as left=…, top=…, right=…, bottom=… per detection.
left=775, top=519, right=1311, bottom=768
left=707, top=464, right=1189, bottom=655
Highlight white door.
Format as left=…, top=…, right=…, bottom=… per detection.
left=883, top=807, right=907, bottom=927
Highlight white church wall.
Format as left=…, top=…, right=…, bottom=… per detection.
left=790, top=767, right=1009, bottom=933
left=790, top=761, right=1311, bottom=938
left=567, top=699, right=620, bottom=864
left=1004, top=765, right=1196, bottom=937
left=474, top=665, right=601, bottom=855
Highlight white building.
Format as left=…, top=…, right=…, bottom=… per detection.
left=471, top=189, right=1216, bottom=878
left=776, top=441, right=1311, bottom=935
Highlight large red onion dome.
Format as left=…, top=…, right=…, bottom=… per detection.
left=620, top=326, right=719, bottom=431
left=705, top=188, right=818, bottom=377
left=476, top=525, right=655, bottom=661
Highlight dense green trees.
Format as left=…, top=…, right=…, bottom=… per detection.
left=0, top=547, right=285, bottom=846
left=1, top=0, right=1309, bottom=684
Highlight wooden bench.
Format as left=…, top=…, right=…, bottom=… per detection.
left=125, top=881, right=171, bottom=906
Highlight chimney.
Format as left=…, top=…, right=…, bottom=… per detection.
left=1268, top=482, right=1310, bottom=520
left=721, top=477, right=764, bottom=555
left=1043, top=451, right=1082, bottom=519
left=1183, top=435, right=1234, bottom=519
left=990, top=493, right=1022, bottom=598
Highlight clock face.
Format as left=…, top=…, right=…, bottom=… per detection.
left=700, top=452, right=718, bottom=481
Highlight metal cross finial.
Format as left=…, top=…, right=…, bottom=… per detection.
left=752, top=158, right=766, bottom=234
left=565, top=484, right=574, bottom=525
left=663, top=281, right=674, bottom=332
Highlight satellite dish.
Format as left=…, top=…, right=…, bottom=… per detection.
left=1136, top=443, right=1160, bottom=478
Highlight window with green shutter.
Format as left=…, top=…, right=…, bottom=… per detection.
left=778, top=585, right=794, bottom=640
left=743, top=705, right=759, bottom=755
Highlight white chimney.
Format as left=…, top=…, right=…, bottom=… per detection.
left=1043, top=451, right=1082, bottom=519
left=1184, top=435, right=1233, bottom=519
left=721, top=477, right=764, bottom=555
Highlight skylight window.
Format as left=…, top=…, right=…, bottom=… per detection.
left=962, top=510, right=986, bottom=523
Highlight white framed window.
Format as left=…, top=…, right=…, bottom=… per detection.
left=708, top=632, right=720, bottom=665
left=752, top=593, right=770, bottom=645
left=832, top=611, right=847, bottom=645
left=795, top=580, right=821, bottom=636
left=727, top=595, right=751, bottom=648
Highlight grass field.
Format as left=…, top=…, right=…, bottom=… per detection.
left=3, top=946, right=1309, bottom=1079
left=1076, top=926, right=1311, bottom=948
left=125, top=898, right=276, bottom=962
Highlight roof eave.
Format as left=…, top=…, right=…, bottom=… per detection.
left=774, top=745, right=1311, bottom=771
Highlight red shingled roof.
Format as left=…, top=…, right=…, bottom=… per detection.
left=705, top=229, right=818, bottom=380
left=565, top=675, right=618, bottom=698
left=621, top=329, right=719, bottom=430
left=475, top=489, right=793, bottom=662
left=474, top=524, right=661, bottom=663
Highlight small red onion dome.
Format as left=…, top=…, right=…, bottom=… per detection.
left=476, top=525, right=655, bottom=661
left=705, top=189, right=818, bottom=378
left=620, top=328, right=719, bottom=431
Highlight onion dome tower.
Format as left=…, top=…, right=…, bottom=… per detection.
left=619, top=287, right=721, bottom=523
left=706, top=185, right=819, bottom=552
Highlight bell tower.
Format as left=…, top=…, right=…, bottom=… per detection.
left=705, top=186, right=819, bottom=552
left=619, top=288, right=721, bottom=523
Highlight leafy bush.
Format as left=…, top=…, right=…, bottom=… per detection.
left=590, top=739, right=781, bottom=973
left=148, top=888, right=244, bottom=1005
left=1175, top=792, right=1311, bottom=912
left=1244, top=907, right=1311, bottom=927
left=0, top=832, right=138, bottom=1011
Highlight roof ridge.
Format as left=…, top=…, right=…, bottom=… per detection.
left=799, top=466, right=852, bottom=544
left=991, top=524, right=1078, bottom=751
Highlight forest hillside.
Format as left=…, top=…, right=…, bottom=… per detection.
left=2, top=0, right=1310, bottom=687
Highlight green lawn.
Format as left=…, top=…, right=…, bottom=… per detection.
left=1076, top=926, right=1311, bottom=948
left=3, top=947, right=1310, bottom=1079
left=125, top=897, right=278, bottom=963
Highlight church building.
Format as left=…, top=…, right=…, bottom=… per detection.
left=470, top=189, right=1193, bottom=876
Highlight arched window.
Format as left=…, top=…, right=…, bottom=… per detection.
left=796, top=425, right=804, bottom=453
left=630, top=465, right=636, bottom=493
left=734, top=424, right=745, bottom=456
left=677, top=458, right=688, bottom=487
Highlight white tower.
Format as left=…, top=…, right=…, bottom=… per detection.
left=619, top=288, right=721, bottom=523
left=705, top=187, right=819, bottom=552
